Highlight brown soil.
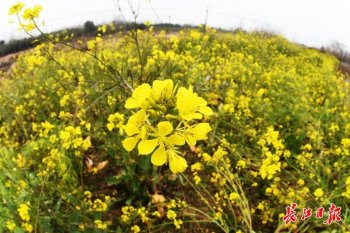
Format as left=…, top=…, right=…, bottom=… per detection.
left=0, top=51, right=21, bottom=73
left=339, top=62, right=350, bottom=75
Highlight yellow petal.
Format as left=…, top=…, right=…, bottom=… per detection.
left=140, top=126, right=148, bottom=140
left=168, top=151, right=188, bottom=173
left=181, top=112, right=202, bottom=121
left=152, top=79, right=174, bottom=101
left=107, top=123, right=115, bottom=131
left=151, top=145, right=167, bottom=166
left=152, top=80, right=166, bottom=101
left=129, top=110, right=146, bottom=124
left=185, top=134, right=196, bottom=146
left=175, top=87, right=187, bottom=98
left=192, top=123, right=212, bottom=140
left=198, top=106, right=213, bottom=116
left=167, top=134, right=185, bottom=145
left=163, top=79, right=174, bottom=99
left=157, top=121, right=173, bottom=136
left=122, top=137, right=139, bottom=152
left=125, top=98, right=138, bottom=109
left=138, top=139, right=158, bottom=155
left=137, top=83, right=152, bottom=93
left=125, top=84, right=152, bottom=109
left=124, top=123, right=139, bottom=136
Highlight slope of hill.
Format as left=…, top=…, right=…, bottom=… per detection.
left=0, top=28, right=349, bottom=232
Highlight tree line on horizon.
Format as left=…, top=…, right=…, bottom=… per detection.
left=1, top=20, right=350, bottom=67
left=0, top=20, right=192, bottom=57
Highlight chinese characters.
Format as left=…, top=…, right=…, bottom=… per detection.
left=282, top=203, right=341, bottom=225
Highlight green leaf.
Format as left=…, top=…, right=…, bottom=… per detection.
left=14, top=227, right=25, bottom=233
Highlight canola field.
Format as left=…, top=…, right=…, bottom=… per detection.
left=1, top=19, right=350, bottom=233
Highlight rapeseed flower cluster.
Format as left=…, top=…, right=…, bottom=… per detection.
left=17, top=203, right=33, bottom=232
left=59, top=126, right=91, bottom=151
left=122, top=79, right=212, bottom=173
left=8, top=2, right=42, bottom=31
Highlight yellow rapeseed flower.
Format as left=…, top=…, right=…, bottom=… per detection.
left=18, top=203, right=30, bottom=222
left=122, top=110, right=148, bottom=151
left=138, top=121, right=187, bottom=173
left=6, top=221, right=16, bottom=231
left=131, top=225, right=141, bottom=233
left=176, top=86, right=213, bottom=121
left=182, top=123, right=211, bottom=146
left=314, top=188, right=324, bottom=198
left=8, top=2, right=24, bottom=15
left=22, top=223, right=33, bottom=232
left=125, top=83, right=152, bottom=109
left=94, top=220, right=107, bottom=229
left=22, top=5, right=42, bottom=20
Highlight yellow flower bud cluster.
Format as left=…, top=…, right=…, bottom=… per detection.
left=17, top=203, right=34, bottom=232
left=107, top=112, right=125, bottom=133
left=59, top=126, right=91, bottom=151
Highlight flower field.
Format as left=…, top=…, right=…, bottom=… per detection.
left=1, top=10, right=350, bottom=232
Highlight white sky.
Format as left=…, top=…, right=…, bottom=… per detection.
left=1, top=0, right=350, bottom=51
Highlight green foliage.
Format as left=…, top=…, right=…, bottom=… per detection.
left=83, top=21, right=97, bottom=36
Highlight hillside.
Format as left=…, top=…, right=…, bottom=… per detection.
left=0, top=27, right=350, bottom=232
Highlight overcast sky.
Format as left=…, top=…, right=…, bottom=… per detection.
left=1, top=0, right=350, bottom=51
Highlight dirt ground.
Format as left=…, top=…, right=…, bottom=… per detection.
left=0, top=51, right=21, bottom=73
left=340, top=62, right=350, bottom=74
